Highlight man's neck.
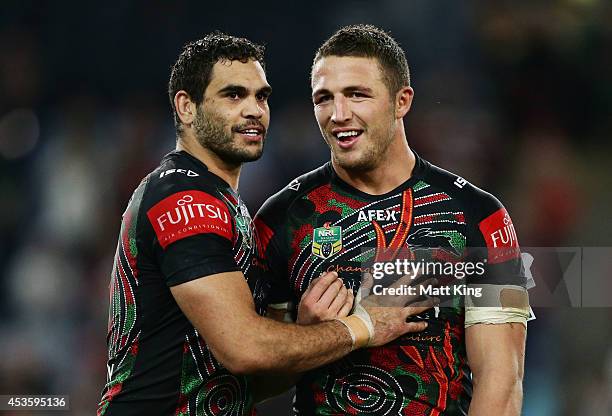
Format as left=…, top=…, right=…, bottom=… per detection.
left=332, top=135, right=416, bottom=195
left=176, top=136, right=241, bottom=190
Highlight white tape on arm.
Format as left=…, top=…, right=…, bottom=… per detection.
left=465, top=284, right=531, bottom=328
left=336, top=288, right=375, bottom=349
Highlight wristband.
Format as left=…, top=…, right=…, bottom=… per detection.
left=336, top=315, right=371, bottom=350
left=336, top=305, right=374, bottom=350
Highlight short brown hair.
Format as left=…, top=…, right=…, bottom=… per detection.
left=313, top=24, right=410, bottom=95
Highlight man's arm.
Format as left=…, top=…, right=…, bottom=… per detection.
left=465, top=323, right=526, bottom=416
left=251, top=275, right=354, bottom=403
left=171, top=270, right=428, bottom=375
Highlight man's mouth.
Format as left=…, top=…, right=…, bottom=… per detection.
left=332, top=129, right=363, bottom=149
left=235, top=125, right=265, bottom=142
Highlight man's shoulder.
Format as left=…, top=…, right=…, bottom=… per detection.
left=135, top=152, right=237, bottom=248
left=141, top=151, right=223, bottom=206
left=421, top=159, right=505, bottom=221
left=256, top=163, right=331, bottom=219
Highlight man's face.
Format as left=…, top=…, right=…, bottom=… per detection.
left=193, top=59, right=271, bottom=165
left=311, top=56, right=396, bottom=171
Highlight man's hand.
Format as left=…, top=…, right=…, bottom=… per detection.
left=354, top=272, right=439, bottom=348
left=360, top=272, right=439, bottom=308
left=299, top=271, right=439, bottom=348
left=363, top=301, right=436, bottom=347
left=297, top=271, right=354, bottom=324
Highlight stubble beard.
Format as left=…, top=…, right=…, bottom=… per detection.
left=193, top=106, right=264, bottom=166
left=328, top=115, right=396, bottom=172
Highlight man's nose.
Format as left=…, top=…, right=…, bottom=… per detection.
left=242, top=96, right=264, bottom=119
left=331, top=96, right=351, bottom=123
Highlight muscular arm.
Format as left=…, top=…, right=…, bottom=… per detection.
left=171, top=271, right=354, bottom=375
left=251, top=275, right=354, bottom=402
left=466, top=323, right=526, bottom=416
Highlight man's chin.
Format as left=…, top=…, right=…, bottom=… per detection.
left=230, top=146, right=264, bottom=164
left=241, top=142, right=264, bottom=162
left=240, top=151, right=263, bottom=163
left=333, top=153, right=376, bottom=172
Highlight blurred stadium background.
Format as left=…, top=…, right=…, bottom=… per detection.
left=1, top=1, right=611, bottom=414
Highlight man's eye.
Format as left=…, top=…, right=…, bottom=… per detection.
left=315, top=95, right=331, bottom=104
left=350, top=92, right=366, bottom=98
left=228, top=93, right=240, bottom=100
left=256, top=93, right=269, bottom=101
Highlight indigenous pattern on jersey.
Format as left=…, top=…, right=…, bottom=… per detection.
left=99, top=151, right=267, bottom=416
left=255, top=154, right=526, bottom=415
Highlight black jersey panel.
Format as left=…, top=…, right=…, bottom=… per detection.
left=100, top=150, right=262, bottom=416
left=158, top=234, right=240, bottom=286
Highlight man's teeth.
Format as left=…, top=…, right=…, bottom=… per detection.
left=243, top=129, right=259, bottom=136
left=336, top=131, right=360, bottom=139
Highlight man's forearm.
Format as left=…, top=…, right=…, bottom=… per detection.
left=221, top=316, right=352, bottom=374
left=469, top=372, right=523, bottom=416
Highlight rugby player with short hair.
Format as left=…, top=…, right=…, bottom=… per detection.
left=255, top=25, right=531, bottom=415
left=98, top=32, right=432, bottom=416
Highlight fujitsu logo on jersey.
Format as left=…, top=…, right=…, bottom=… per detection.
left=156, top=194, right=229, bottom=231
left=147, top=190, right=232, bottom=248
left=478, top=207, right=520, bottom=263
left=490, top=213, right=517, bottom=248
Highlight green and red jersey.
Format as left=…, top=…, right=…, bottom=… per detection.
left=99, top=150, right=267, bottom=416
left=254, top=153, right=526, bottom=415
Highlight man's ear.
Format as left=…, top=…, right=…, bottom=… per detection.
left=395, top=86, right=414, bottom=119
left=174, top=90, right=197, bottom=126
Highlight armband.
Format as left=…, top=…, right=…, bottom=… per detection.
left=336, top=312, right=372, bottom=350
left=465, top=284, right=531, bottom=328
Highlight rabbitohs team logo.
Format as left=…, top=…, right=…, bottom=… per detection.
left=312, top=222, right=343, bottom=259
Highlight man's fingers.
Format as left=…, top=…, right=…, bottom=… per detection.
left=405, top=298, right=438, bottom=308
left=304, top=271, right=338, bottom=302
left=402, top=298, right=439, bottom=318
left=416, top=277, right=439, bottom=289
left=389, top=273, right=414, bottom=289
left=403, top=321, right=428, bottom=333
left=388, top=275, right=438, bottom=290
left=337, top=290, right=354, bottom=317
left=404, top=289, right=440, bottom=307
left=318, top=278, right=344, bottom=308
left=361, top=272, right=374, bottom=292
left=328, top=286, right=349, bottom=315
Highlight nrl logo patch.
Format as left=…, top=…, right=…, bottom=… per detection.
left=312, top=222, right=342, bottom=259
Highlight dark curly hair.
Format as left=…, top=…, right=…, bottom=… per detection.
left=168, top=32, right=266, bottom=134
left=313, top=24, right=410, bottom=95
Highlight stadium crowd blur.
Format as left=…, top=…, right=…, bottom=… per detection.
left=1, top=1, right=610, bottom=415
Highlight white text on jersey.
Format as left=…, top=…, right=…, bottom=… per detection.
left=357, top=209, right=398, bottom=222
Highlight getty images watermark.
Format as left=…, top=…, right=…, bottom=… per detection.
left=370, top=257, right=486, bottom=298
left=354, top=247, right=612, bottom=308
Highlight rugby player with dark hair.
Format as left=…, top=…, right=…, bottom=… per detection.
left=255, top=24, right=531, bottom=415
left=98, top=31, right=432, bottom=416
